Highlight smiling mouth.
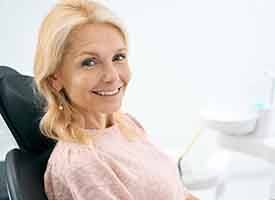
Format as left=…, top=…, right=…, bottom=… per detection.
left=91, top=86, right=123, bottom=96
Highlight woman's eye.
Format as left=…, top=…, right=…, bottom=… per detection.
left=113, top=53, right=126, bottom=62
left=81, top=58, right=96, bottom=68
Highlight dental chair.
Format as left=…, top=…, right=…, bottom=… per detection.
left=0, top=66, right=19, bottom=200
left=0, top=66, right=56, bottom=200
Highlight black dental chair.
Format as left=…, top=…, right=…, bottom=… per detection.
left=0, top=66, right=56, bottom=200
left=0, top=66, right=19, bottom=200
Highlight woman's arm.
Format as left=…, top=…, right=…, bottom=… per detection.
left=44, top=154, right=135, bottom=200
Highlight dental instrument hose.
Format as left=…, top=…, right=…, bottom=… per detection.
left=177, top=126, right=204, bottom=179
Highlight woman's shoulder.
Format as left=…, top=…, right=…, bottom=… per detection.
left=123, top=113, right=145, bottom=131
left=121, top=112, right=149, bottom=140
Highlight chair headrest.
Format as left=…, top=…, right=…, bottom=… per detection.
left=0, top=66, right=55, bottom=154
left=0, top=65, right=18, bottom=78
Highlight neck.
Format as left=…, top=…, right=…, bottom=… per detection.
left=84, top=112, right=115, bottom=129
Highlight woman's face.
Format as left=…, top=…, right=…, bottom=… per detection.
left=51, top=23, right=130, bottom=117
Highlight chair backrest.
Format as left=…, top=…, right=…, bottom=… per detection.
left=0, top=66, right=18, bottom=79
left=0, top=66, right=56, bottom=200
left=0, top=66, right=17, bottom=200
left=0, top=66, right=55, bottom=154
left=5, top=149, right=52, bottom=200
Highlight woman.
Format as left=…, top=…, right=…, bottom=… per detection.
left=34, top=0, right=199, bottom=199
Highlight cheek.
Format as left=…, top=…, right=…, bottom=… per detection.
left=66, top=74, right=98, bottom=96
left=121, top=65, right=131, bottom=84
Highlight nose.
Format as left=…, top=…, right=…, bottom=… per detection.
left=101, top=62, right=119, bottom=83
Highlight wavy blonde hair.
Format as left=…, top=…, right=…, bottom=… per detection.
left=33, top=0, right=144, bottom=147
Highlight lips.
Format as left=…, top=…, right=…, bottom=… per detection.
left=91, top=86, right=123, bottom=96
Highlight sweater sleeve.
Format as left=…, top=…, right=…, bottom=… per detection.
left=44, top=151, right=135, bottom=200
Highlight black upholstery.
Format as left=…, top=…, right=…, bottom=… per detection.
left=0, top=66, right=56, bottom=200
left=6, top=149, right=52, bottom=200
left=0, top=66, right=18, bottom=78
left=0, top=66, right=19, bottom=200
left=0, top=162, right=8, bottom=200
left=0, top=66, right=55, bottom=154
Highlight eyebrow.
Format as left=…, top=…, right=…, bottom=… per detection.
left=76, top=48, right=127, bottom=58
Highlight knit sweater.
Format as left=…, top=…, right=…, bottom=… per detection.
left=44, top=114, right=188, bottom=200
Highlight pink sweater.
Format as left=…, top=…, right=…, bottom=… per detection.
left=44, top=114, right=188, bottom=200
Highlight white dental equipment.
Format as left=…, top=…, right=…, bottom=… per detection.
left=178, top=123, right=230, bottom=200
left=178, top=70, right=275, bottom=200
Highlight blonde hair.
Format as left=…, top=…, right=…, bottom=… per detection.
left=33, top=0, right=143, bottom=146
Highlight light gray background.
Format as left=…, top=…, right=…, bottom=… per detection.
left=1, top=0, right=275, bottom=199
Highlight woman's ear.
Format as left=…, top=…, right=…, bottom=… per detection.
left=48, top=72, right=63, bottom=92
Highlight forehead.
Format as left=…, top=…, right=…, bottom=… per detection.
left=65, top=23, right=126, bottom=55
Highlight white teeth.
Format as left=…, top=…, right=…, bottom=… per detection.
left=93, top=88, right=120, bottom=96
